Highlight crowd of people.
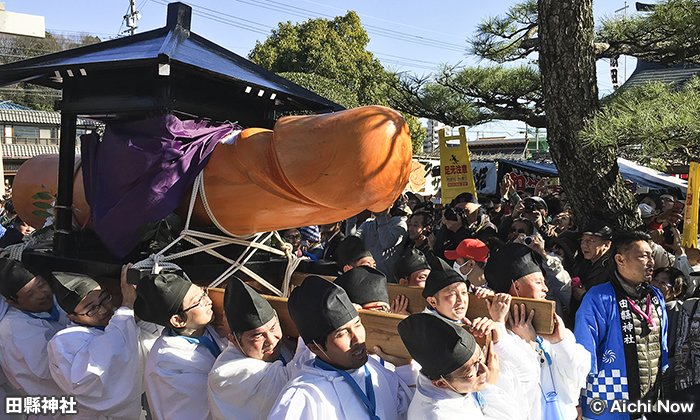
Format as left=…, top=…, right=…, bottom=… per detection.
left=0, top=175, right=699, bottom=420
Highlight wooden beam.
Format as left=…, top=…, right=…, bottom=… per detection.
left=387, top=283, right=555, bottom=334
left=209, top=287, right=228, bottom=335
left=288, top=275, right=555, bottom=334
left=211, top=287, right=490, bottom=359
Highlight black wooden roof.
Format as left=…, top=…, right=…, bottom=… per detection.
left=622, top=60, right=700, bottom=90
left=0, top=2, right=343, bottom=127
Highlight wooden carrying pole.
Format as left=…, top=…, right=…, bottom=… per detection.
left=208, top=280, right=553, bottom=359
left=290, top=274, right=555, bottom=333
left=387, top=283, right=555, bottom=334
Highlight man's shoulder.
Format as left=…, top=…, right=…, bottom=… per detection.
left=148, top=332, right=196, bottom=364
left=210, top=345, right=271, bottom=377
left=0, top=307, right=62, bottom=336
left=280, top=365, right=334, bottom=396
left=578, top=282, right=615, bottom=314
left=51, top=324, right=98, bottom=343
left=586, top=281, right=615, bottom=297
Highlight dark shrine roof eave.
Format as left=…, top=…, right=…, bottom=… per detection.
left=0, top=9, right=344, bottom=112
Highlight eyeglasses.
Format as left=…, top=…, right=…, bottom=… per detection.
left=74, top=293, right=113, bottom=317
left=183, top=287, right=209, bottom=312
left=465, top=354, right=485, bottom=379
left=284, top=234, right=301, bottom=241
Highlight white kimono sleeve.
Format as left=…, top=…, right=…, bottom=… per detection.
left=267, top=385, right=331, bottom=420
left=480, top=383, right=529, bottom=420
left=47, top=307, right=141, bottom=417
left=146, top=329, right=225, bottom=420
left=208, top=337, right=313, bottom=420
left=0, top=309, right=66, bottom=397
left=491, top=324, right=540, bottom=416
left=548, top=329, right=591, bottom=406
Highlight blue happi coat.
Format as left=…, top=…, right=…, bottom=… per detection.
left=574, top=282, right=668, bottom=420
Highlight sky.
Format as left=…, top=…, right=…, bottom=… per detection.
left=7, top=0, right=641, bottom=138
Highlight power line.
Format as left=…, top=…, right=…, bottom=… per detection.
left=298, top=0, right=465, bottom=41
left=149, top=0, right=466, bottom=53
left=149, top=0, right=271, bottom=36
left=257, top=0, right=466, bottom=52
left=145, top=0, right=454, bottom=71
left=144, top=0, right=446, bottom=71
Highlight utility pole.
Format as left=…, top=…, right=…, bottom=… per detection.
left=615, top=2, right=630, bottom=81
left=122, top=0, right=140, bottom=36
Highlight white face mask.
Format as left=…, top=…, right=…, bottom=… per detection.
left=453, top=260, right=473, bottom=280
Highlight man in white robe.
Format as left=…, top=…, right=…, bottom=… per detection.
left=398, top=312, right=537, bottom=420
left=486, top=242, right=591, bottom=420
left=421, top=258, right=471, bottom=323
left=47, top=266, right=161, bottom=420
left=208, top=278, right=311, bottom=420
left=268, top=276, right=415, bottom=420
left=136, top=273, right=226, bottom=420
left=0, top=295, right=24, bottom=420
left=0, top=258, right=69, bottom=420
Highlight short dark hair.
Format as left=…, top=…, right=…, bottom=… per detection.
left=612, top=230, right=651, bottom=257
left=308, top=334, right=329, bottom=350
left=653, top=266, right=688, bottom=297
left=510, top=218, right=534, bottom=235
left=411, top=210, right=433, bottom=228
left=637, top=193, right=662, bottom=211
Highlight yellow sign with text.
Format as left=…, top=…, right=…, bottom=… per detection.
left=439, top=127, right=477, bottom=204
left=683, top=162, right=700, bottom=248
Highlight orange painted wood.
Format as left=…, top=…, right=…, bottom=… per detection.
left=13, top=106, right=412, bottom=234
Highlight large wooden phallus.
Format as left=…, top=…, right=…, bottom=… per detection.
left=13, top=106, right=412, bottom=237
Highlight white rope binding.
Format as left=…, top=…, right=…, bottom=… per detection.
left=131, top=170, right=303, bottom=297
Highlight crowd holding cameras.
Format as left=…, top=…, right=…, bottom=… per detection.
left=0, top=174, right=699, bottom=420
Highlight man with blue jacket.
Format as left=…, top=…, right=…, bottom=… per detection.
left=575, top=231, right=668, bottom=420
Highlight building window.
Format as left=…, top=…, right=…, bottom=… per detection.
left=12, top=126, right=59, bottom=145
left=13, top=126, right=40, bottom=144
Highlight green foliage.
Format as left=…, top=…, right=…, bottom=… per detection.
left=597, top=0, right=700, bottom=64
left=387, top=64, right=545, bottom=127
left=470, top=0, right=538, bottom=62
left=29, top=186, right=54, bottom=223
left=581, top=77, right=700, bottom=169
left=32, top=202, right=52, bottom=209
left=253, top=13, right=427, bottom=152
left=278, top=72, right=360, bottom=109
left=31, top=210, right=52, bottom=219
left=0, top=31, right=101, bottom=110
left=402, top=113, right=424, bottom=154
left=31, top=192, right=53, bottom=200
left=249, top=11, right=388, bottom=106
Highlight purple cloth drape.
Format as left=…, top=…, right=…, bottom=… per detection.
left=81, top=115, right=239, bottom=258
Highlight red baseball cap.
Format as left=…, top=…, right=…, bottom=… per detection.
left=444, top=239, right=489, bottom=262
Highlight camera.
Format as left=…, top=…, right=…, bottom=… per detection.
left=444, top=206, right=465, bottom=222
left=523, top=236, right=535, bottom=245
left=523, top=201, right=537, bottom=213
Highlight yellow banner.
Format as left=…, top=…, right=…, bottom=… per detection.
left=683, top=162, right=700, bottom=249
left=439, top=127, right=477, bottom=204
